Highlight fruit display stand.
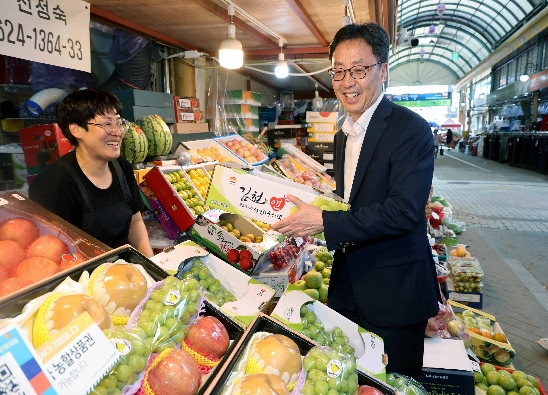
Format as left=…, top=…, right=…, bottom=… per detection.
left=150, top=240, right=275, bottom=327
left=0, top=192, right=111, bottom=301
left=271, top=289, right=388, bottom=380
left=449, top=300, right=516, bottom=367
left=203, top=312, right=396, bottom=395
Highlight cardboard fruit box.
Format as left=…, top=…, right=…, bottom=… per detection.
left=449, top=300, right=515, bottom=366
left=205, top=163, right=347, bottom=225
left=189, top=210, right=279, bottom=274
left=0, top=192, right=111, bottom=302
left=143, top=166, right=209, bottom=232
left=150, top=240, right=275, bottom=327
left=203, top=312, right=396, bottom=395
left=213, top=134, right=269, bottom=166
left=271, top=289, right=388, bottom=380
left=182, top=139, right=246, bottom=165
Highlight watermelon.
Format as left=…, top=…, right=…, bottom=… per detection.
left=135, top=114, right=173, bottom=157
left=120, top=123, right=148, bottom=164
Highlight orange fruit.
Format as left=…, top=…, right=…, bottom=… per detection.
left=493, top=333, right=507, bottom=343
left=481, top=330, right=494, bottom=339
left=469, top=327, right=481, bottom=335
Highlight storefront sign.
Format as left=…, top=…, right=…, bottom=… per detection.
left=397, top=99, right=452, bottom=107
left=486, top=80, right=529, bottom=105
left=0, top=0, right=90, bottom=72
left=386, top=92, right=449, bottom=102
left=529, top=68, right=548, bottom=91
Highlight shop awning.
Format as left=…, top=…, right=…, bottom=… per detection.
left=441, top=118, right=462, bottom=129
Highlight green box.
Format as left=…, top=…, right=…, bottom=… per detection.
left=122, top=106, right=176, bottom=124
left=113, top=90, right=174, bottom=108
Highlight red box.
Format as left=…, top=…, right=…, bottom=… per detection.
left=143, top=167, right=196, bottom=233
left=19, top=124, right=74, bottom=175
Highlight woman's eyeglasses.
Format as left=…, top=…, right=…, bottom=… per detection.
left=87, top=119, right=129, bottom=135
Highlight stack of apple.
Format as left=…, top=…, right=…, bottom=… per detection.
left=180, top=259, right=238, bottom=307
left=220, top=138, right=266, bottom=164
left=165, top=170, right=208, bottom=216
left=135, top=276, right=201, bottom=353
left=0, top=216, right=88, bottom=298
left=473, top=363, right=541, bottom=395
left=293, top=260, right=331, bottom=303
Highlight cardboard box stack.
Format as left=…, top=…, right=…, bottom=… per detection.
left=171, top=96, right=209, bottom=134
left=306, top=111, right=338, bottom=176
left=113, top=89, right=176, bottom=123
left=224, top=90, right=261, bottom=133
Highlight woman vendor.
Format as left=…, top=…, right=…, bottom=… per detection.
left=29, top=88, right=154, bottom=257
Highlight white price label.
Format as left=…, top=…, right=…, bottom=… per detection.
left=36, top=312, right=119, bottom=395
left=0, top=0, right=90, bottom=72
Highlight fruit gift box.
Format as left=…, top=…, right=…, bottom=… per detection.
left=150, top=240, right=275, bottom=327
left=203, top=313, right=396, bottom=395
left=205, top=163, right=349, bottom=225
left=449, top=300, right=516, bottom=366
left=213, top=134, right=269, bottom=166
left=188, top=209, right=279, bottom=274
left=271, top=289, right=388, bottom=381
left=144, top=166, right=210, bottom=233
left=0, top=192, right=111, bottom=301
left=182, top=139, right=247, bottom=165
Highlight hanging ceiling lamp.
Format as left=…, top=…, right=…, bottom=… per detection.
left=275, top=38, right=289, bottom=78
left=419, top=49, right=426, bottom=58
left=219, top=4, right=243, bottom=69
left=342, top=0, right=351, bottom=26
left=428, top=24, right=436, bottom=36
left=437, top=2, right=446, bottom=16
left=312, top=83, right=324, bottom=111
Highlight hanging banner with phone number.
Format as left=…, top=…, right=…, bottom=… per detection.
left=0, top=0, right=90, bottom=72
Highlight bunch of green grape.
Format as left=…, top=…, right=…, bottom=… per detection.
left=180, top=259, right=238, bottom=307
left=136, top=276, right=200, bottom=353
left=91, top=327, right=151, bottom=395
left=300, top=346, right=358, bottom=395
left=313, top=246, right=334, bottom=268
left=300, top=304, right=356, bottom=362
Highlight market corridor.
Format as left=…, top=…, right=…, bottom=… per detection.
left=432, top=148, right=548, bottom=385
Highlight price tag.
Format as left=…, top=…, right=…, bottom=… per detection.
left=0, top=325, right=58, bottom=395
left=36, top=312, right=119, bottom=395
left=0, top=0, right=91, bottom=72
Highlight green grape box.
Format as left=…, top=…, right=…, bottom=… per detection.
left=150, top=240, right=275, bottom=327
left=270, top=289, right=388, bottom=381
left=205, top=163, right=348, bottom=225
left=188, top=209, right=279, bottom=274
left=420, top=338, right=475, bottom=395
left=203, top=312, right=396, bottom=395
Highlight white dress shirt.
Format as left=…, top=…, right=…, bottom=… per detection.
left=342, top=93, right=384, bottom=202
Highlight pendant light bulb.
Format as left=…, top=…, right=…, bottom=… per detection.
left=219, top=5, right=243, bottom=69
left=275, top=38, right=289, bottom=78
left=312, top=83, right=323, bottom=111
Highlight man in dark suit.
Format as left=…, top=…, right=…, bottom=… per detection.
left=272, top=22, right=441, bottom=379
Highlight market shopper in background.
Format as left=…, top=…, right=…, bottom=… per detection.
left=29, top=88, right=153, bottom=258
left=272, top=22, right=441, bottom=379
left=433, top=129, right=440, bottom=158
left=446, top=128, right=453, bottom=150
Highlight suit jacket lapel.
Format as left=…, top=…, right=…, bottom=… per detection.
left=348, top=96, right=392, bottom=204
left=335, top=130, right=346, bottom=198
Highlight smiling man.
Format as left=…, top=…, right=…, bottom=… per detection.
left=272, top=23, right=441, bottom=379
left=29, top=88, right=153, bottom=257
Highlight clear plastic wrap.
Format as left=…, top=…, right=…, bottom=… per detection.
left=269, top=237, right=314, bottom=270
left=385, top=373, right=429, bottom=395
left=424, top=302, right=471, bottom=347
left=447, top=257, right=484, bottom=292
left=92, top=326, right=152, bottom=395
left=127, top=276, right=203, bottom=353
left=298, top=346, right=358, bottom=395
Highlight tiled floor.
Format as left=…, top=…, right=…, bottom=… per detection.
left=432, top=149, right=548, bottom=386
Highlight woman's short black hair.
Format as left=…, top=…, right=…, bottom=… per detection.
left=329, top=22, right=389, bottom=64
left=56, top=88, right=123, bottom=146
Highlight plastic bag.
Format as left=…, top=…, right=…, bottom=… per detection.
left=298, top=346, right=358, bottom=395
left=108, top=29, right=149, bottom=64
left=269, top=237, right=313, bottom=270
left=29, top=62, right=95, bottom=91
left=386, top=373, right=429, bottom=395
left=92, top=326, right=152, bottom=395
left=127, top=276, right=203, bottom=353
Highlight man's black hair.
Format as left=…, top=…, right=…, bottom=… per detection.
left=329, top=22, right=389, bottom=64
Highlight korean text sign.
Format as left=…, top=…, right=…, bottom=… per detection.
left=0, top=0, right=91, bottom=72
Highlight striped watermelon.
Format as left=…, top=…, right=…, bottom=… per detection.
left=120, top=123, right=148, bottom=163
left=135, top=114, right=173, bottom=157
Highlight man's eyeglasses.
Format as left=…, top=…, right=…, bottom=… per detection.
left=328, top=62, right=385, bottom=81
left=87, top=119, right=129, bottom=135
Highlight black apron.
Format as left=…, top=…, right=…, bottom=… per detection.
left=58, top=160, right=133, bottom=248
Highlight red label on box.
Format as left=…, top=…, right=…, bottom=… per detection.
left=19, top=124, right=74, bottom=175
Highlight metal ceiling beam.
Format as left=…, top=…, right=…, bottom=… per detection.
left=285, top=0, right=330, bottom=47
left=90, top=5, right=202, bottom=51
left=245, top=46, right=329, bottom=57
left=289, top=63, right=331, bottom=92
left=188, top=0, right=279, bottom=48
left=389, top=58, right=461, bottom=79
left=234, top=69, right=279, bottom=91
left=400, top=20, right=492, bottom=50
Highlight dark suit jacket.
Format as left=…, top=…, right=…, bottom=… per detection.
left=323, top=96, right=440, bottom=328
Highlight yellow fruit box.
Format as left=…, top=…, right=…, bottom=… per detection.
left=181, top=138, right=246, bottom=165
left=205, top=162, right=348, bottom=225
left=188, top=209, right=279, bottom=274
left=448, top=300, right=515, bottom=366
left=150, top=240, right=275, bottom=327
left=271, top=289, right=388, bottom=380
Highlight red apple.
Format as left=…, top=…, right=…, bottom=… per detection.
left=147, top=349, right=201, bottom=395
left=0, top=217, right=40, bottom=249
left=0, top=240, right=27, bottom=274
left=59, top=252, right=88, bottom=271
left=0, top=277, right=33, bottom=298
left=15, top=257, right=59, bottom=284
left=27, top=235, right=69, bottom=265
left=185, top=316, right=229, bottom=359
left=358, top=386, right=385, bottom=395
